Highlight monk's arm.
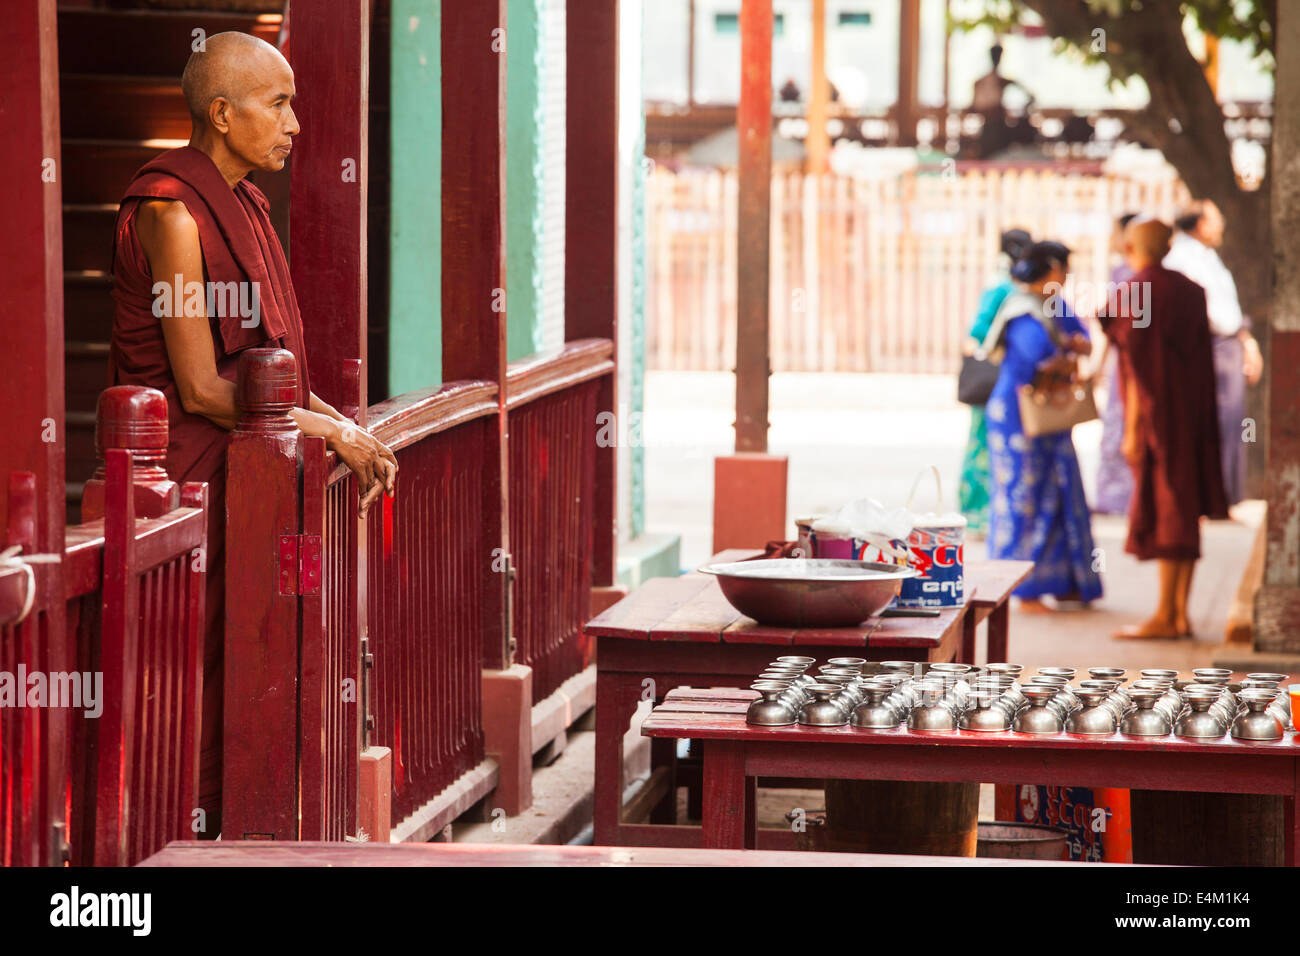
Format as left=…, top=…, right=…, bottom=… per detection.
left=139, top=200, right=396, bottom=510
left=309, top=392, right=348, bottom=421
left=137, top=200, right=240, bottom=430
left=1122, top=372, right=1143, bottom=465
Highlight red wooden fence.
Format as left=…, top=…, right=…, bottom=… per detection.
left=506, top=340, right=613, bottom=702
left=365, top=383, right=500, bottom=829
left=0, top=472, right=67, bottom=867
left=3, top=386, right=207, bottom=868
left=300, top=448, right=360, bottom=842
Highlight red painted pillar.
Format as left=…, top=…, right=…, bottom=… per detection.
left=0, top=0, right=70, bottom=867
left=567, top=0, right=620, bottom=587
left=287, top=0, right=369, bottom=423
left=443, top=0, right=510, bottom=670
left=81, top=386, right=179, bottom=521
left=443, top=0, right=524, bottom=809
left=715, top=0, right=788, bottom=552
left=223, top=349, right=304, bottom=840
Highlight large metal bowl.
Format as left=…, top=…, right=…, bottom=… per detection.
left=697, top=558, right=918, bottom=628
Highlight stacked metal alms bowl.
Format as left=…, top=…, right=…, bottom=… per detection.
left=745, top=661, right=1295, bottom=742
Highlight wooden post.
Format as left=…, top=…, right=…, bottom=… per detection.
left=687, top=0, right=696, bottom=107
left=81, top=386, right=178, bottom=521
left=897, top=0, right=921, bottom=147
left=806, top=0, right=829, bottom=176
left=735, top=0, right=772, bottom=454
left=443, top=0, right=510, bottom=671
left=0, top=0, right=69, bottom=868
left=714, top=0, right=788, bottom=552
left=567, top=0, right=619, bottom=587
left=223, top=349, right=303, bottom=840
left=94, top=449, right=139, bottom=867
left=288, top=0, right=370, bottom=422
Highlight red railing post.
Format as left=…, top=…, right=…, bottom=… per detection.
left=94, top=448, right=139, bottom=866
left=223, top=348, right=303, bottom=840
left=81, top=386, right=179, bottom=522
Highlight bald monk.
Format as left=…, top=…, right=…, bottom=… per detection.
left=1099, top=218, right=1228, bottom=639
left=108, top=32, right=398, bottom=835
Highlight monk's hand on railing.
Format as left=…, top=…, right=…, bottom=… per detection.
left=329, top=421, right=399, bottom=514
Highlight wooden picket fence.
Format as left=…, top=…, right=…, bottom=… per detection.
left=646, top=165, right=1190, bottom=373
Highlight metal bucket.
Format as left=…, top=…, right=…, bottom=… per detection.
left=976, top=821, right=1069, bottom=860
left=784, top=809, right=827, bottom=852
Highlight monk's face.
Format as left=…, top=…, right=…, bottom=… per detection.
left=1195, top=202, right=1225, bottom=248
left=223, top=52, right=299, bottom=172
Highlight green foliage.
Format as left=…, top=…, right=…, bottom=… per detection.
left=950, top=0, right=1275, bottom=83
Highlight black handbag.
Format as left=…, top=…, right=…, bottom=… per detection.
left=956, top=292, right=1021, bottom=406
left=957, top=354, right=1000, bottom=405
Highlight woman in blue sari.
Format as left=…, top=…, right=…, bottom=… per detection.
left=985, top=242, right=1103, bottom=611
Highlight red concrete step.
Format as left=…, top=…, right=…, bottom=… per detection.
left=61, top=74, right=189, bottom=141
left=63, top=204, right=119, bottom=274
left=57, top=7, right=282, bottom=78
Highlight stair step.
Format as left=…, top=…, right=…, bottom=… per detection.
left=65, top=344, right=110, bottom=424
left=64, top=270, right=115, bottom=343
left=58, top=8, right=283, bottom=77
left=61, top=138, right=182, bottom=205
left=64, top=204, right=120, bottom=273
left=60, top=74, right=190, bottom=141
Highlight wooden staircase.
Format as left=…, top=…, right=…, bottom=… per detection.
left=56, top=3, right=282, bottom=520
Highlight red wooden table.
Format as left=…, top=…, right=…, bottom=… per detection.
left=587, top=553, right=1031, bottom=846
left=962, top=559, right=1033, bottom=665
left=642, top=687, right=1300, bottom=860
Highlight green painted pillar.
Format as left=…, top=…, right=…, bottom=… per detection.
left=389, top=0, right=442, bottom=395
left=506, top=0, right=563, bottom=362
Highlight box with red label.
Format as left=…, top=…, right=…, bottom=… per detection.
left=995, top=784, right=1132, bottom=862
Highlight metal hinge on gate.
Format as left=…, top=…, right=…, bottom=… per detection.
left=504, top=552, right=517, bottom=660
left=279, top=534, right=322, bottom=596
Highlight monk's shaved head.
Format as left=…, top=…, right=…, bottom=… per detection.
left=1125, top=218, right=1173, bottom=261
left=182, top=31, right=289, bottom=126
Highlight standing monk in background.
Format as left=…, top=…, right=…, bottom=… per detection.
left=1100, top=219, right=1228, bottom=640
left=108, top=32, right=398, bottom=835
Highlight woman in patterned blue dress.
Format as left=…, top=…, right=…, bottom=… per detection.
left=985, top=242, right=1104, bottom=612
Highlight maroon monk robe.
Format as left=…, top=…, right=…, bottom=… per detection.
left=1099, top=264, right=1228, bottom=561
left=108, top=145, right=313, bottom=836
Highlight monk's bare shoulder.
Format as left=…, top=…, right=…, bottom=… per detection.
left=135, top=199, right=201, bottom=265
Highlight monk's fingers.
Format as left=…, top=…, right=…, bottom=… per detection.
left=376, top=440, right=399, bottom=470
left=355, top=461, right=376, bottom=495
left=359, top=480, right=384, bottom=514
left=380, top=458, right=397, bottom=495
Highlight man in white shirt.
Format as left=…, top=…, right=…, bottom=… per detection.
left=1163, top=200, right=1263, bottom=505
